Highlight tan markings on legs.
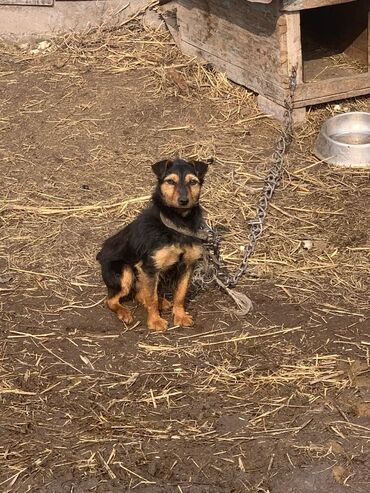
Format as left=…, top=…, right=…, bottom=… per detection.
left=106, top=267, right=134, bottom=324
left=134, top=261, right=145, bottom=306
left=136, top=290, right=171, bottom=311
left=135, top=288, right=146, bottom=306
left=136, top=266, right=168, bottom=331
left=136, top=273, right=171, bottom=311
left=172, top=267, right=194, bottom=327
left=172, top=246, right=201, bottom=327
left=152, top=245, right=182, bottom=271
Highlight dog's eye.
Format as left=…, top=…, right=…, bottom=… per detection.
left=165, top=179, right=177, bottom=186
left=189, top=179, right=199, bottom=186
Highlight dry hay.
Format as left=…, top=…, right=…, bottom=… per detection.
left=1, top=19, right=369, bottom=313
left=0, top=11, right=369, bottom=492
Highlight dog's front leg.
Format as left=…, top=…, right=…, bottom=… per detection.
left=139, top=270, right=168, bottom=331
left=173, top=267, right=194, bottom=327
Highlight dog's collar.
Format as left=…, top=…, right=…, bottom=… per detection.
left=160, top=212, right=209, bottom=241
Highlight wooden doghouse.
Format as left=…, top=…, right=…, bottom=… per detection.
left=160, top=0, right=370, bottom=122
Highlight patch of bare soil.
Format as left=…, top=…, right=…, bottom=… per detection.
left=0, top=19, right=369, bottom=493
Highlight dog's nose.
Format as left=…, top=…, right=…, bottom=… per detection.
left=179, top=198, right=189, bottom=206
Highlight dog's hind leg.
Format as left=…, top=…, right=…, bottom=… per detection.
left=105, top=266, right=134, bottom=324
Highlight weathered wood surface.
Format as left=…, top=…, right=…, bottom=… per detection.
left=257, top=94, right=306, bottom=122
left=165, top=0, right=370, bottom=115
left=295, top=73, right=370, bottom=105
left=177, top=0, right=284, bottom=101
left=180, top=39, right=287, bottom=102
left=279, top=11, right=303, bottom=85
left=161, top=2, right=182, bottom=46
left=343, top=3, right=370, bottom=66
left=282, top=0, right=357, bottom=11
left=0, top=0, right=53, bottom=4
left=345, top=25, right=368, bottom=67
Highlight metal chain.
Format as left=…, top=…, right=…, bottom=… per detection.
left=201, top=67, right=297, bottom=290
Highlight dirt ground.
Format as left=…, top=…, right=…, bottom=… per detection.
left=0, top=19, right=369, bottom=493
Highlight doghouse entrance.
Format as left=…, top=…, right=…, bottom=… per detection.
left=301, top=1, right=369, bottom=82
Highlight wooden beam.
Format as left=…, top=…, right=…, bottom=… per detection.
left=294, top=73, right=370, bottom=105
left=284, top=12, right=303, bottom=85
left=282, top=0, right=357, bottom=11
left=0, top=0, right=53, bottom=4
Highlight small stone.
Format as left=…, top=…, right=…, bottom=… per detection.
left=301, top=239, right=313, bottom=250
left=0, top=274, right=12, bottom=284
left=37, top=40, right=52, bottom=51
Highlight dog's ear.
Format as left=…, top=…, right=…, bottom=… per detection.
left=192, top=160, right=210, bottom=181
left=152, top=159, right=172, bottom=179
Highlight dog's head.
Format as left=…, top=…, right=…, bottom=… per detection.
left=152, top=158, right=209, bottom=209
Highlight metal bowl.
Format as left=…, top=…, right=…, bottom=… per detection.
left=314, top=112, right=370, bottom=168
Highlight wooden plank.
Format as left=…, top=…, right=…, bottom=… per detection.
left=179, top=39, right=370, bottom=108
left=279, top=12, right=303, bottom=85
left=179, top=38, right=286, bottom=102
left=177, top=0, right=284, bottom=100
left=160, top=0, right=275, bottom=5
left=0, top=0, right=53, bottom=4
left=282, top=0, right=357, bottom=11
left=295, top=73, right=370, bottom=105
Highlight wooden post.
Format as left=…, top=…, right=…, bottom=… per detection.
left=257, top=94, right=306, bottom=124
left=285, top=12, right=303, bottom=85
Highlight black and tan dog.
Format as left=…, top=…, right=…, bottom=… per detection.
left=96, top=158, right=209, bottom=331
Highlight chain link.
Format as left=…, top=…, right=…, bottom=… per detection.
left=201, top=67, right=297, bottom=290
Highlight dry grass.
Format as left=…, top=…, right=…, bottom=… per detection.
left=0, top=11, right=369, bottom=492
left=1, top=19, right=369, bottom=313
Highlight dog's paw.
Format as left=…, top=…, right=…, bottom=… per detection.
left=148, top=316, right=168, bottom=332
left=117, top=307, right=134, bottom=324
left=173, top=311, right=194, bottom=327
